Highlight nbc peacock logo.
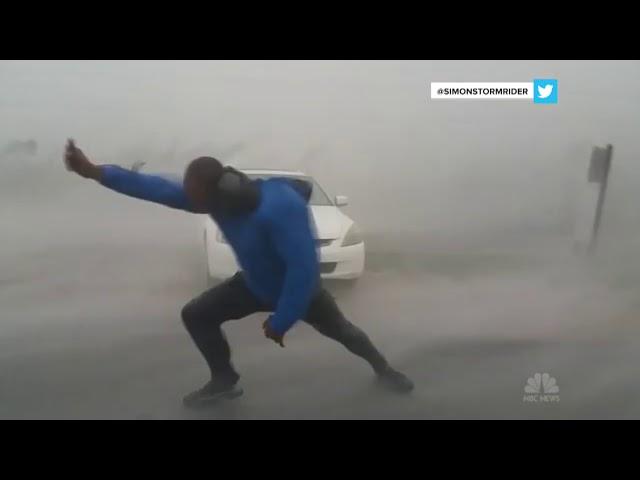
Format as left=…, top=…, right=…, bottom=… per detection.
left=523, top=373, right=560, bottom=403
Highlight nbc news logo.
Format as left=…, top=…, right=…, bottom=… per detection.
left=523, top=373, right=560, bottom=403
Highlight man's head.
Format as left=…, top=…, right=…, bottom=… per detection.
left=183, top=156, right=224, bottom=212
left=183, top=156, right=260, bottom=215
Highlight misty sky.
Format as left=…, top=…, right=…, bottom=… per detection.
left=2, top=60, right=639, bottom=246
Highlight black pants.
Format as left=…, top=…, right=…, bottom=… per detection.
left=181, top=272, right=389, bottom=383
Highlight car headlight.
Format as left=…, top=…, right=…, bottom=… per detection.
left=216, top=230, right=228, bottom=244
left=341, top=223, right=363, bottom=247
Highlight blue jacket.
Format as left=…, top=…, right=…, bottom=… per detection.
left=100, top=165, right=320, bottom=335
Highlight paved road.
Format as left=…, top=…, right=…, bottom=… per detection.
left=2, top=191, right=640, bottom=419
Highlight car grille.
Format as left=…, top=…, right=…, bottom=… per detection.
left=316, top=239, right=333, bottom=247
left=320, top=262, right=337, bottom=274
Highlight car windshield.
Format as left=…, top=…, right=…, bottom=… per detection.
left=246, top=173, right=333, bottom=206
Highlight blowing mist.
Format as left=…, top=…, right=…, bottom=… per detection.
left=1, top=60, right=639, bottom=419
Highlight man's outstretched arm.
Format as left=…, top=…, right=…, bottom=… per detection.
left=64, top=139, right=195, bottom=212
left=99, top=165, right=195, bottom=212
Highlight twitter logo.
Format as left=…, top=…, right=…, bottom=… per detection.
left=533, top=79, right=558, bottom=104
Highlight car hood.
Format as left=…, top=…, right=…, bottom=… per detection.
left=310, top=206, right=349, bottom=240
left=204, top=204, right=351, bottom=242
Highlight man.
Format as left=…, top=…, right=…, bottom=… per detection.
left=64, top=139, right=414, bottom=408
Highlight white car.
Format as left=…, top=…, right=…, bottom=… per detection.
left=203, top=169, right=365, bottom=283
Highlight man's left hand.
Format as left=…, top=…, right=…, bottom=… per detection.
left=263, top=318, right=285, bottom=348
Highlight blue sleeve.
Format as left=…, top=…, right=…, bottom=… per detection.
left=266, top=192, right=320, bottom=335
left=99, top=165, right=195, bottom=212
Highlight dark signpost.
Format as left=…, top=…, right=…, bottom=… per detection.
left=587, top=144, right=613, bottom=254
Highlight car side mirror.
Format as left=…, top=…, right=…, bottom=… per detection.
left=335, top=195, right=349, bottom=207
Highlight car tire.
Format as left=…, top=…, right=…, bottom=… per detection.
left=328, top=277, right=359, bottom=296
left=205, top=270, right=215, bottom=288
left=344, top=278, right=359, bottom=288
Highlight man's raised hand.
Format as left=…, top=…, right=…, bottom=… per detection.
left=64, top=139, right=100, bottom=180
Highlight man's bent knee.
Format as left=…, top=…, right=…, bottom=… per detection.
left=181, top=299, right=201, bottom=330
left=181, top=296, right=229, bottom=331
left=181, top=297, right=216, bottom=329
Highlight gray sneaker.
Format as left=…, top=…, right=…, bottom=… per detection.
left=183, top=379, right=243, bottom=408
left=376, top=367, right=414, bottom=393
